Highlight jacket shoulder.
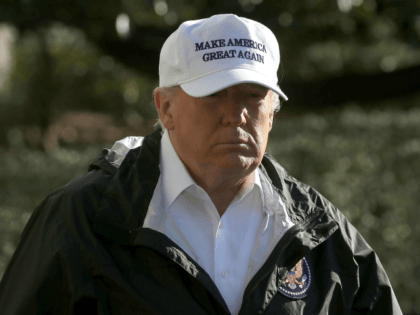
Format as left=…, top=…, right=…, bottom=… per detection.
left=18, top=150, right=117, bottom=245
left=262, top=153, right=339, bottom=214
left=49, top=166, right=115, bottom=237
left=262, top=152, right=356, bottom=243
left=0, top=157, right=116, bottom=314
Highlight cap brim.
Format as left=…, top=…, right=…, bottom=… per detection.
left=180, top=68, right=288, bottom=101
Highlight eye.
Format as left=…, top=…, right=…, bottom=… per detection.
left=247, top=88, right=267, bottom=99
left=203, top=92, right=221, bottom=99
left=247, top=91, right=266, bottom=102
left=201, top=93, right=220, bottom=106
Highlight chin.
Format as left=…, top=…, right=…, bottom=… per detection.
left=216, top=153, right=259, bottom=171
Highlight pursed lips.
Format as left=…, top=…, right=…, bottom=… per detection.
left=221, top=140, right=248, bottom=144
left=216, top=139, right=252, bottom=148
left=216, top=130, right=253, bottom=146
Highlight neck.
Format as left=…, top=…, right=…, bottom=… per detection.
left=186, top=165, right=256, bottom=217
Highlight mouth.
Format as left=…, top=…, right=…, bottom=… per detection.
left=216, top=129, right=254, bottom=148
left=216, top=141, right=251, bottom=150
left=221, top=140, right=248, bottom=144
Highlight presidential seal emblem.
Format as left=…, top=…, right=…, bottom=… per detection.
left=278, top=257, right=311, bottom=299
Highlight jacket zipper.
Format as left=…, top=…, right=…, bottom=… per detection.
left=238, top=210, right=325, bottom=314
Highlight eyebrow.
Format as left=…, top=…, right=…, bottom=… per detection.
left=242, top=84, right=269, bottom=92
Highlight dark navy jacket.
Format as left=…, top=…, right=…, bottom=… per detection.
left=0, top=128, right=402, bottom=314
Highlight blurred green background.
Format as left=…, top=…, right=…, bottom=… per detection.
left=0, top=0, right=419, bottom=313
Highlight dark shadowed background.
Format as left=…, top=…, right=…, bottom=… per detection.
left=0, top=0, right=419, bottom=313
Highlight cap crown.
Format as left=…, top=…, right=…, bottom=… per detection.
left=159, top=14, right=287, bottom=100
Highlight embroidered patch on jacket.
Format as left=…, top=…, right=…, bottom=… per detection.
left=278, top=257, right=311, bottom=299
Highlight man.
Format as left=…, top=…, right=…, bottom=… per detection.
left=0, top=14, right=401, bottom=314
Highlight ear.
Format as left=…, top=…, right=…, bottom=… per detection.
left=154, top=89, right=176, bottom=130
left=268, top=102, right=274, bottom=132
left=269, top=111, right=274, bottom=132
left=267, top=90, right=277, bottom=132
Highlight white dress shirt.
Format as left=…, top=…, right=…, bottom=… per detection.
left=143, top=131, right=294, bottom=314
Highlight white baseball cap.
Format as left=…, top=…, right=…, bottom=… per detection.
left=159, top=14, right=288, bottom=101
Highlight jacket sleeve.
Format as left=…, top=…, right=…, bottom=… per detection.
left=0, top=167, right=118, bottom=315
left=344, top=220, right=403, bottom=315
left=0, top=194, right=76, bottom=314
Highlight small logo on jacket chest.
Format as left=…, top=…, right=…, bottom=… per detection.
left=278, top=257, right=311, bottom=299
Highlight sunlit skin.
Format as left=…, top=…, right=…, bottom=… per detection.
left=154, top=83, right=274, bottom=216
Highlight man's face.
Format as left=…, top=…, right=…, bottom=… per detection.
left=162, top=83, right=274, bottom=176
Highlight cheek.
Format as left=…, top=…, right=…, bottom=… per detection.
left=250, top=109, right=272, bottom=144
left=178, top=111, right=215, bottom=152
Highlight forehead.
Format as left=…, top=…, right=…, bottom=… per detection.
left=230, top=83, right=268, bottom=91
left=242, top=83, right=269, bottom=91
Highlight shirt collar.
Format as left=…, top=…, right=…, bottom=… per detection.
left=160, top=130, right=196, bottom=210
left=230, top=167, right=263, bottom=205
left=254, top=167, right=263, bottom=197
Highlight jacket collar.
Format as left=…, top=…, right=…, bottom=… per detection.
left=92, top=127, right=163, bottom=244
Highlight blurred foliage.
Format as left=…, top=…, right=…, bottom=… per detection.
left=0, top=0, right=420, bottom=314
left=276, top=0, right=420, bottom=79
left=0, top=22, right=159, bottom=148
left=3, top=0, right=420, bottom=79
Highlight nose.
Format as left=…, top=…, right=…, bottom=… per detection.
left=220, top=94, right=247, bottom=126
